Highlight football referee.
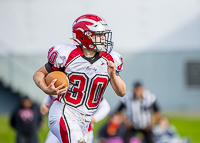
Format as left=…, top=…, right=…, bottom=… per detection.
left=117, top=81, right=161, bottom=143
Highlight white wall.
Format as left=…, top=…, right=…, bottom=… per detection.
left=115, top=51, right=200, bottom=112
left=1, top=51, right=200, bottom=112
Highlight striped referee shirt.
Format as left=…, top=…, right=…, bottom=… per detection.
left=118, top=90, right=160, bottom=130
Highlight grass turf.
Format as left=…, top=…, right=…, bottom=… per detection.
left=0, top=114, right=199, bottom=143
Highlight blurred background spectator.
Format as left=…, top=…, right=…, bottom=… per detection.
left=98, top=112, right=127, bottom=143
left=117, top=81, right=161, bottom=143
left=152, top=116, right=190, bottom=143
left=10, top=96, right=42, bottom=143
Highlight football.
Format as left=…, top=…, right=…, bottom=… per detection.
left=45, top=71, right=69, bottom=88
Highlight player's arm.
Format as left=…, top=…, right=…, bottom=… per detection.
left=107, top=61, right=126, bottom=97
left=33, top=65, right=49, bottom=93
left=33, top=65, right=67, bottom=95
left=33, top=45, right=70, bottom=95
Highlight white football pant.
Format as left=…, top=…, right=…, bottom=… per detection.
left=48, top=101, right=91, bottom=143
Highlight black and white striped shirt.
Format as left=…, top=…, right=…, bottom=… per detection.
left=117, top=90, right=160, bottom=129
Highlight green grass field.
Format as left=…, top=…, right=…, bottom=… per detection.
left=0, top=114, right=199, bottom=143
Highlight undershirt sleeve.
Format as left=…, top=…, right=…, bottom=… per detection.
left=45, top=62, right=63, bottom=73
left=42, top=95, right=53, bottom=106
left=45, top=62, right=54, bottom=73
left=93, top=99, right=111, bottom=123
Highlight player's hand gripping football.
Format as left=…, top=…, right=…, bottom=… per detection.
left=107, top=61, right=116, bottom=78
left=45, top=79, right=68, bottom=95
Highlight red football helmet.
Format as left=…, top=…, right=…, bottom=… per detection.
left=72, top=14, right=113, bottom=53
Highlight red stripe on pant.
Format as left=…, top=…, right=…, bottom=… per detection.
left=60, top=117, right=70, bottom=143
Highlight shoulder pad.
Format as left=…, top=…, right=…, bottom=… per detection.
left=110, top=51, right=123, bottom=72
left=47, top=44, right=76, bottom=68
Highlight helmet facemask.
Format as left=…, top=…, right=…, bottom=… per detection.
left=88, top=30, right=113, bottom=54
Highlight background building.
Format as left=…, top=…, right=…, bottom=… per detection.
left=0, top=0, right=200, bottom=113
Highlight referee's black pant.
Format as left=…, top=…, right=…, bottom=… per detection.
left=123, top=128, right=154, bottom=143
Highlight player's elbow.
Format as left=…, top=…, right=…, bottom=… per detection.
left=33, top=71, right=38, bottom=83
left=117, top=90, right=126, bottom=97
left=119, top=81, right=126, bottom=97
left=33, top=71, right=42, bottom=85
left=121, top=91, right=126, bottom=97
left=119, top=84, right=126, bottom=97
left=33, top=72, right=36, bottom=82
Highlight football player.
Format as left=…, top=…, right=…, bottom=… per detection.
left=33, top=14, right=126, bottom=143
left=40, top=95, right=110, bottom=143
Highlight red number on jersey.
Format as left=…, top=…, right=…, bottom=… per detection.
left=86, top=75, right=109, bottom=109
left=65, top=73, right=88, bottom=107
left=48, top=47, right=54, bottom=57
left=117, top=57, right=123, bottom=71
left=48, top=47, right=58, bottom=64
left=49, top=51, right=58, bottom=64
left=64, top=73, right=109, bottom=109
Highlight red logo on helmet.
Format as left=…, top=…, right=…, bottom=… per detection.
left=72, top=14, right=112, bottom=53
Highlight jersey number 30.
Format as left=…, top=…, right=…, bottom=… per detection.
left=64, top=73, right=109, bottom=110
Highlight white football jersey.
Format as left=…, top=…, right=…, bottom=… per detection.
left=47, top=44, right=123, bottom=115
